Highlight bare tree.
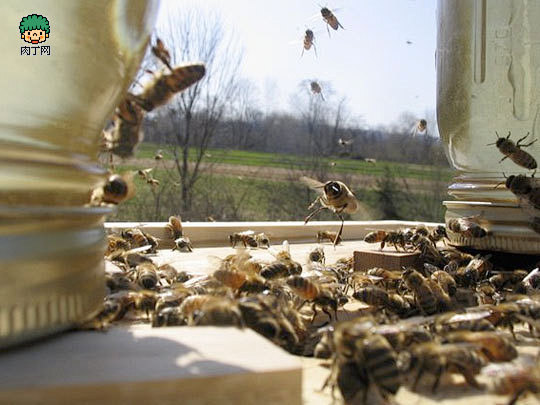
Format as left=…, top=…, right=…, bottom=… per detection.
left=153, top=6, right=243, bottom=213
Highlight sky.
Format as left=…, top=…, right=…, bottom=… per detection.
left=156, top=0, right=437, bottom=127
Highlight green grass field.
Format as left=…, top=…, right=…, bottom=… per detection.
left=135, top=143, right=453, bottom=182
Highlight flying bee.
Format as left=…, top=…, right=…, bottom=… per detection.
left=309, top=81, right=325, bottom=101
left=317, top=230, right=342, bottom=245
left=301, top=176, right=359, bottom=246
left=91, top=172, right=136, bottom=205
left=447, top=216, right=488, bottom=238
left=101, top=97, right=145, bottom=158
left=131, top=62, right=206, bottom=113
left=286, top=275, right=338, bottom=322
left=173, top=236, right=193, bottom=252
left=154, top=149, right=163, bottom=160
left=229, top=231, right=258, bottom=248
left=401, top=342, right=486, bottom=392
left=338, top=137, right=353, bottom=147
left=166, top=215, right=184, bottom=240
left=102, top=40, right=205, bottom=158
left=302, top=29, right=317, bottom=57
left=488, top=131, right=537, bottom=170
left=411, top=119, right=427, bottom=137
left=442, top=331, right=517, bottom=363
left=320, top=7, right=344, bottom=35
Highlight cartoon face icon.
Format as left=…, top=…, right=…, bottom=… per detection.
left=20, top=14, right=50, bottom=44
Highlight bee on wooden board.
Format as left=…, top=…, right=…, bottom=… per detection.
left=102, top=38, right=205, bottom=158
left=229, top=231, right=258, bottom=248
left=286, top=275, right=338, bottom=322
left=447, top=216, right=488, bottom=238
left=166, top=215, right=184, bottom=240
left=317, top=230, right=342, bottom=245
left=488, top=131, right=537, bottom=170
left=301, top=176, right=359, bottom=246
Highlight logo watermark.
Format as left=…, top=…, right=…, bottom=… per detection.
left=19, top=14, right=50, bottom=56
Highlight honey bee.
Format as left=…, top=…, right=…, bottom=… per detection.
left=488, top=131, right=537, bottom=170
left=489, top=270, right=528, bottom=292
left=442, top=331, right=517, bottom=362
left=447, top=216, right=488, bottom=238
left=102, top=98, right=145, bottom=158
left=131, top=262, right=159, bottom=290
left=353, top=285, right=412, bottom=317
left=302, top=29, right=317, bottom=57
left=254, top=232, right=271, bottom=248
left=504, top=174, right=540, bottom=210
left=431, top=311, right=496, bottom=334
left=320, top=7, right=344, bottom=34
left=411, top=119, right=428, bottom=137
left=286, top=275, right=338, bottom=322
left=317, top=230, right=342, bottom=245
left=402, top=268, right=441, bottom=315
left=430, top=270, right=457, bottom=297
left=154, top=149, right=163, bottom=160
left=364, top=230, right=407, bottom=251
left=213, top=267, right=248, bottom=290
left=455, top=254, right=492, bottom=287
left=429, top=225, right=448, bottom=245
left=309, top=81, right=325, bottom=101
left=173, top=236, right=193, bottom=252
left=193, top=298, right=244, bottom=328
left=79, top=298, right=123, bottom=330
left=229, top=231, right=258, bottom=248
left=178, top=295, right=215, bottom=324
left=301, top=177, right=359, bottom=246
left=122, top=228, right=158, bottom=252
left=371, top=323, right=432, bottom=352
left=485, top=357, right=540, bottom=405
left=402, top=342, right=486, bottom=392
left=522, top=268, right=540, bottom=292
left=261, top=242, right=302, bottom=279
left=166, top=215, right=184, bottom=240
left=152, top=306, right=185, bottom=327
left=106, top=234, right=131, bottom=258
left=260, top=262, right=294, bottom=280
left=410, top=234, right=446, bottom=268
left=92, top=172, right=136, bottom=205
left=366, top=268, right=401, bottom=289
left=308, top=246, right=325, bottom=264
left=137, top=168, right=160, bottom=187
left=103, top=40, right=205, bottom=158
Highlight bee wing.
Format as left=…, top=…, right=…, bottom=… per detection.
left=454, top=310, right=493, bottom=322
left=169, top=63, right=206, bottom=93
left=300, top=176, right=325, bottom=190
left=238, top=230, right=255, bottom=236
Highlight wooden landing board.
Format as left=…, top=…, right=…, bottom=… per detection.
left=353, top=247, right=421, bottom=272
left=0, top=326, right=301, bottom=405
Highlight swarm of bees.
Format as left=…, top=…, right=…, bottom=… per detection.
left=101, top=38, right=205, bottom=159
left=83, top=218, right=540, bottom=404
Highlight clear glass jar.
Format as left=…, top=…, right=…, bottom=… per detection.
left=0, top=0, right=159, bottom=347
left=437, top=0, right=540, bottom=254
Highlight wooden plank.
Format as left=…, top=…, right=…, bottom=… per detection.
left=353, top=248, right=422, bottom=272
left=0, top=325, right=302, bottom=405
left=105, top=221, right=442, bottom=248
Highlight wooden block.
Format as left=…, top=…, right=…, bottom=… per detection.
left=0, top=325, right=302, bottom=405
left=353, top=248, right=421, bottom=272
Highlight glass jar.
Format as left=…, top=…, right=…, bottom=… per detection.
left=437, top=0, right=540, bottom=254
left=0, top=0, right=159, bottom=347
